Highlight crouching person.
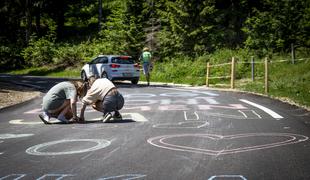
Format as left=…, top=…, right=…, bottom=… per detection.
left=79, top=76, right=124, bottom=122
left=39, top=81, right=87, bottom=124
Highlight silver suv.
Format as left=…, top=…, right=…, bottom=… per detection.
left=81, top=55, right=140, bottom=84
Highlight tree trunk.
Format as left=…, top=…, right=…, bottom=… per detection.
left=98, top=0, right=102, bottom=31
left=35, top=7, right=40, bottom=35
left=25, top=0, right=32, bottom=44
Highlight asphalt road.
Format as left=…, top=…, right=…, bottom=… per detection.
left=0, top=74, right=310, bottom=180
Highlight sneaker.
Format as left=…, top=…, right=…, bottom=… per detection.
left=39, top=113, right=51, bottom=124
left=57, top=114, right=69, bottom=124
left=113, top=111, right=122, bottom=120
left=102, top=113, right=112, bottom=123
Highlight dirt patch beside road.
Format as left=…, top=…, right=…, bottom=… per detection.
left=0, top=81, right=41, bottom=109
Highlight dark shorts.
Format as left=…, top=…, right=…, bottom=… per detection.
left=142, top=62, right=150, bottom=75
left=102, top=91, right=124, bottom=114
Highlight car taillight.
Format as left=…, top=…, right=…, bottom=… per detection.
left=110, top=64, right=120, bottom=68
left=134, top=63, right=140, bottom=68
left=120, top=56, right=129, bottom=60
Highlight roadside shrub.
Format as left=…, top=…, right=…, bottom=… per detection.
left=54, top=44, right=84, bottom=68
left=0, top=44, right=24, bottom=70
left=152, top=56, right=206, bottom=85
left=22, top=36, right=55, bottom=67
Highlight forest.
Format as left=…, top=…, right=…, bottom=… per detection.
left=0, top=0, right=309, bottom=69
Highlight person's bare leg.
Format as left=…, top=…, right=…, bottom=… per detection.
left=146, top=73, right=150, bottom=86
left=56, top=100, right=71, bottom=123
left=48, top=100, right=70, bottom=118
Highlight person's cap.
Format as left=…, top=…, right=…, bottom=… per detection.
left=143, top=47, right=149, bottom=51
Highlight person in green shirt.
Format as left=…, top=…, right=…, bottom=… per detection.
left=139, top=47, right=152, bottom=86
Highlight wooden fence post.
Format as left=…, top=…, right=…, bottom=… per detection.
left=264, top=57, right=269, bottom=94
left=231, top=57, right=235, bottom=89
left=291, top=43, right=295, bottom=64
left=251, top=56, right=255, bottom=81
left=206, top=62, right=210, bottom=87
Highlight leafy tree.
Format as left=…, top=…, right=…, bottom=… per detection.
left=243, top=0, right=310, bottom=53
left=156, top=0, right=217, bottom=57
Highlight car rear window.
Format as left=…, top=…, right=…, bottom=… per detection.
left=111, top=56, right=135, bottom=64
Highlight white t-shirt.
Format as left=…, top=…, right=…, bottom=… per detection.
left=82, top=78, right=115, bottom=105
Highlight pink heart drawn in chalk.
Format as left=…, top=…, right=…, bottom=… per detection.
left=147, top=133, right=308, bottom=155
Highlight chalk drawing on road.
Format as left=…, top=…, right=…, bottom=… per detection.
left=24, top=106, right=96, bottom=114
left=239, top=99, right=283, bottom=119
left=88, top=113, right=148, bottom=122
left=36, top=174, right=74, bottom=180
left=184, top=111, right=199, bottom=121
left=98, top=174, right=146, bottom=180
left=124, top=93, right=156, bottom=98
left=198, top=104, right=247, bottom=110
left=199, top=110, right=262, bottom=119
left=0, top=174, right=74, bottom=180
left=153, top=121, right=209, bottom=129
left=160, top=92, right=199, bottom=97
left=24, top=108, right=41, bottom=114
left=10, top=119, right=71, bottom=125
left=0, top=141, right=2, bottom=155
left=238, top=110, right=262, bottom=119
left=147, top=133, right=308, bottom=156
left=0, top=174, right=26, bottom=180
left=208, top=175, right=247, bottom=180
left=0, top=133, right=34, bottom=139
left=156, top=87, right=219, bottom=96
left=123, top=106, right=151, bottom=111
left=26, top=139, right=111, bottom=156
left=72, top=124, right=118, bottom=130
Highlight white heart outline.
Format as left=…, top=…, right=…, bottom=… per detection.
left=147, top=133, right=309, bottom=155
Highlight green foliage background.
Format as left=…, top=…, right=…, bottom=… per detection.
left=0, top=0, right=309, bottom=107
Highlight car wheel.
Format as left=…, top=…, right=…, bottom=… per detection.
left=101, top=71, right=108, bottom=79
left=131, top=78, right=139, bottom=85
left=81, top=71, right=87, bottom=81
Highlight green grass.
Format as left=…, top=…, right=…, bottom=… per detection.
left=237, top=60, right=310, bottom=107
left=3, top=66, right=81, bottom=78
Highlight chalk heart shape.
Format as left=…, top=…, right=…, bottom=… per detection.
left=147, top=133, right=308, bottom=155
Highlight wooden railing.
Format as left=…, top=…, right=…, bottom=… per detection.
left=206, top=57, right=309, bottom=94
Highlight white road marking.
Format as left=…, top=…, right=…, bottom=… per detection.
left=10, top=119, right=41, bottom=125
left=239, top=99, right=283, bottom=119
left=122, top=113, right=149, bottom=122
left=0, top=134, right=34, bottom=139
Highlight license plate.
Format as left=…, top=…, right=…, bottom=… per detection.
left=123, top=73, right=132, bottom=77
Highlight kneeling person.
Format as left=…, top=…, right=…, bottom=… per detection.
left=39, top=81, right=87, bottom=124
left=80, top=77, right=124, bottom=122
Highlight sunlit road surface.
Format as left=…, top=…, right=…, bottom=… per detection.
left=0, top=75, right=310, bottom=180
